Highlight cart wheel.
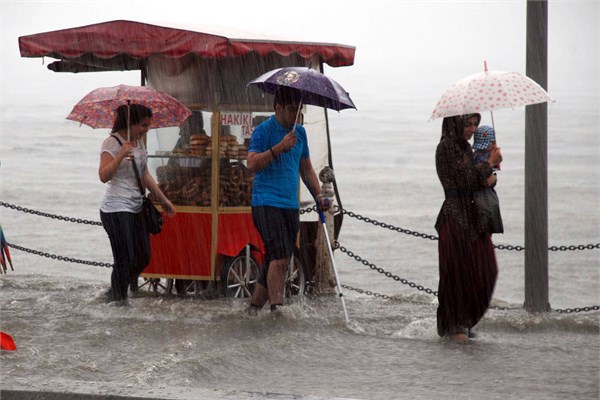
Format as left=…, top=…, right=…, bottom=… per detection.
left=137, top=278, right=173, bottom=295
left=284, top=255, right=306, bottom=298
left=221, top=255, right=259, bottom=298
left=174, top=279, right=194, bottom=295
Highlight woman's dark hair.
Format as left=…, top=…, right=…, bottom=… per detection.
left=111, top=104, right=153, bottom=133
left=273, top=87, right=301, bottom=109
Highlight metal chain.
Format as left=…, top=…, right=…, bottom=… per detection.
left=547, top=244, right=600, bottom=252
left=338, top=207, right=439, bottom=241
left=2, top=201, right=597, bottom=252
left=335, top=241, right=438, bottom=296
left=555, top=306, right=600, bottom=314
left=0, top=201, right=102, bottom=226
left=341, top=284, right=437, bottom=305
left=341, top=284, right=393, bottom=300
left=8, top=240, right=599, bottom=313
left=299, top=205, right=317, bottom=215
left=7, top=242, right=112, bottom=268
left=342, top=283, right=598, bottom=313
left=338, top=206, right=599, bottom=252
left=336, top=242, right=600, bottom=313
left=2, top=201, right=599, bottom=312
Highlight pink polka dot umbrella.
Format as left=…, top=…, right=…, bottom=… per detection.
left=429, top=64, right=554, bottom=121
left=67, top=84, right=192, bottom=131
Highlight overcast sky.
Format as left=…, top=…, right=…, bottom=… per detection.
left=1, top=0, right=598, bottom=113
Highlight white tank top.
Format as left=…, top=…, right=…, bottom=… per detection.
left=99, top=133, right=147, bottom=213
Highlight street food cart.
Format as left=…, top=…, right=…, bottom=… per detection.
left=19, top=20, right=355, bottom=298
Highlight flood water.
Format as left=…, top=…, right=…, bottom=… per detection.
left=1, top=83, right=599, bottom=399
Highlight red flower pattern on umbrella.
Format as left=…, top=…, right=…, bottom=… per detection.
left=67, top=84, right=191, bottom=129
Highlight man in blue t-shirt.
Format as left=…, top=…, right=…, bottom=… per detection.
left=247, top=87, right=331, bottom=313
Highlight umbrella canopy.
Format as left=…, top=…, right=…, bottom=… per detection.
left=430, top=70, right=554, bottom=120
left=0, top=223, right=13, bottom=274
left=67, top=84, right=191, bottom=129
left=248, top=67, right=356, bottom=111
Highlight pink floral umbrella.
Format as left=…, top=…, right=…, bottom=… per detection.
left=67, top=84, right=191, bottom=130
left=429, top=63, right=554, bottom=121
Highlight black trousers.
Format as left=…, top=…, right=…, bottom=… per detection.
left=100, top=210, right=150, bottom=300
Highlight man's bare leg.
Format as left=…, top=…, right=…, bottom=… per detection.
left=267, top=258, right=289, bottom=308
left=250, top=281, right=268, bottom=308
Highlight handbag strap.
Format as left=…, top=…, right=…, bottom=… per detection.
left=111, top=135, right=145, bottom=196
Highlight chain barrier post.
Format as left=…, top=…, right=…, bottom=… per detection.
left=525, top=0, right=551, bottom=313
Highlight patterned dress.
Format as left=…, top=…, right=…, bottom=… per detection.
left=434, top=118, right=498, bottom=337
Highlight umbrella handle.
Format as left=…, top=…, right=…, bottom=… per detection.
left=316, top=198, right=332, bottom=224
left=293, top=100, right=303, bottom=131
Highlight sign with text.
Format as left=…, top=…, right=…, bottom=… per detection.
left=221, top=112, right=252, bottom=127
left=221, top=112, right=253, bottom=139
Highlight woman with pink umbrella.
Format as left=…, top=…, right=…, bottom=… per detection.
left=68, top=84, right=189, bottom=305
left=434, top=114, right=503, bottom=343
left=431, top=64, right=551, bottom=342
left=98, top=104, right=176, bottom=305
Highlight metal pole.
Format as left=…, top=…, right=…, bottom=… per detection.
left=319, top=210, right=349, bottom=324
left=524, top=0, right=550, bottom=312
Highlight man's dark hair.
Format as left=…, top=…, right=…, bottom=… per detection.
left=273, top=87, right=302, bottom=109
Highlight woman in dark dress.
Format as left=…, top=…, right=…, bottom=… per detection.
left=435, top=114, right=503, bottom=343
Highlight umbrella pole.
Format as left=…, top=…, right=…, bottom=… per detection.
left=318, top=207, right=350, bottom=324
left=484, top=60, right=497, bottom=131
left=127, top=100, right=131, bottom=142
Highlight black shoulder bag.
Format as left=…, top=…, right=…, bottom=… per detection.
left=112, top=135, right=164, bottom=234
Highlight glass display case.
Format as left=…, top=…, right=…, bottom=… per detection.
left=144, top=110, right=268, bottom=287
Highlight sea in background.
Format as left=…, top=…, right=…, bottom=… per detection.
left=1, top=1, right=599, bottom=399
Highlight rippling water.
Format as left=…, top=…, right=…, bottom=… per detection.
left=1, top=274, right=598, bottom=400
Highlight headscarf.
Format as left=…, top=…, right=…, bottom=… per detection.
left=441, top=116, right=472, bottom=150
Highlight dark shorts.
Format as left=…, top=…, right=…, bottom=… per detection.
left=252, top=206, right=299, bottom=265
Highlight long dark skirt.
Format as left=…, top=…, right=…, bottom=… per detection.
left=436, top=220, right=498, bottom=337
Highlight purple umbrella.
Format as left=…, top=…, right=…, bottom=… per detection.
left=248, top=67, right=356, bottom=112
